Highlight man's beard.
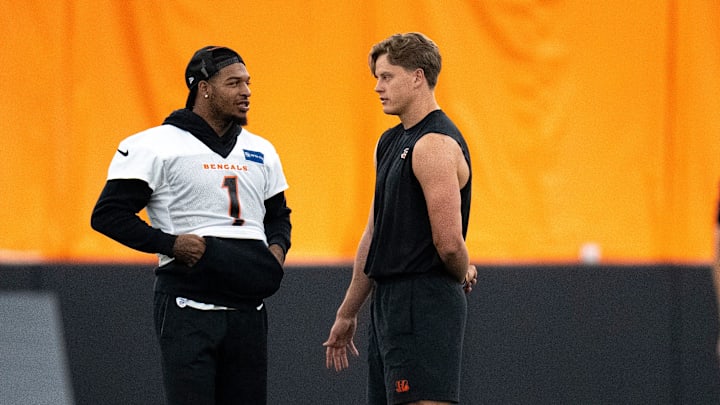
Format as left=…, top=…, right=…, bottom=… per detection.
left=233, top=116, right=248, bottom=126
left=208, top=98, right=247, bottom=127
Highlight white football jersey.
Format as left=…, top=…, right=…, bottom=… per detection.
left=106, top=125, right=289, bottom=265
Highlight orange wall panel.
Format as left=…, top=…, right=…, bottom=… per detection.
left=1, top=1, right=719, bottom=264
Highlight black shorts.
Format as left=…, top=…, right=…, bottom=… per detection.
left=367, top=272, right=468, bottom=404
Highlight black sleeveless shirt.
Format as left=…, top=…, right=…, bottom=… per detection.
left=364, top=110, right=472, bottom=279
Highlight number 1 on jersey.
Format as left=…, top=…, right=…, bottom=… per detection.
left=222, top=176, right=245, bottom=226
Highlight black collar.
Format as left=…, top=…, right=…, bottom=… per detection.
left=162, top=109, right=240, bottom=158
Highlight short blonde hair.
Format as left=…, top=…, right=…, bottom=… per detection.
left=369, top=32, right=442, bottom=89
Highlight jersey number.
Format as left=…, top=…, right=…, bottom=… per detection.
left=222, top=176, right=245, bottom=226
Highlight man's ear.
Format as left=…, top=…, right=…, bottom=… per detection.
left=413, top=68, right=426, bottom=88
left=198, top=80, right=211, bottom=97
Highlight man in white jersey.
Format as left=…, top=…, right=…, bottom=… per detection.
left=91, top=46, right=291, bottom=405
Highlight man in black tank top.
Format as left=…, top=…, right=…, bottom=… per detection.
left=324, top=32, right=477, bottom=405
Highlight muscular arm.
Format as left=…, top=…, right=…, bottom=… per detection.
left=412, top=133, right=471, bottom=282
left=324, top=200, right=375, bottom=371
left=337, top=207, right=375, bottom=319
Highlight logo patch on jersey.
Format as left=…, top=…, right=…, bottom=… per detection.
left=400, top=147, right=409, bottom=159
left=243, top=149, right=264, bottom=164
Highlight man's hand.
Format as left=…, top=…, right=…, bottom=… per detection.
left=463, top=264, right=478, bottom=294
left=323, top=316, right=360, bottom=372
left=173, top=234, right=206, bottom=267
left=268, top=244, right=286, bottom=265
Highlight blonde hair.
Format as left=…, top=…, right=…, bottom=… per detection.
left=369, top=32, right=442, bottom=89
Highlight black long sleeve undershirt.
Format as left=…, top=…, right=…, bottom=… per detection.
left=91, top=178, right=292, bottom=256
left=90, top=179, right=177, bottom=256
left=263, top=192, right=292, bottom=254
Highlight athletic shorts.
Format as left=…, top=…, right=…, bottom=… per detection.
left=367, top=272, right=468, bottom=404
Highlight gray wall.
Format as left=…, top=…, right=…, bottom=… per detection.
left=1, top=264, right=718, bottom=404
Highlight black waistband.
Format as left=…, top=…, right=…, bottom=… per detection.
left=371, top=268, right=454, bottom=285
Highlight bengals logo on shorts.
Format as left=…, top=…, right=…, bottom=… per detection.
left=395, top=379, right=410, bottom=393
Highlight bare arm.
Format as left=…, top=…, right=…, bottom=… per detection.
left=337, top=208, right=374, bottom=318
left=323, top=200, right=375, bottom=371
left=413, top=133, right=471, bottom=282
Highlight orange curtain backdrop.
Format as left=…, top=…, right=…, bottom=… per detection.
left=1, top=1, right=718, bottom=264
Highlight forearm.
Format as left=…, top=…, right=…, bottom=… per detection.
left=337, top=229, right=374, bottom=318
left=437, top=241, right=470, bottom=282
left=92, top=209, right=176, bottom=255
left=91, top=179, right=176, bottom=256
left=337, top=268, right=373, bottom=319
left=264, top=192, right=292, bottom=254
